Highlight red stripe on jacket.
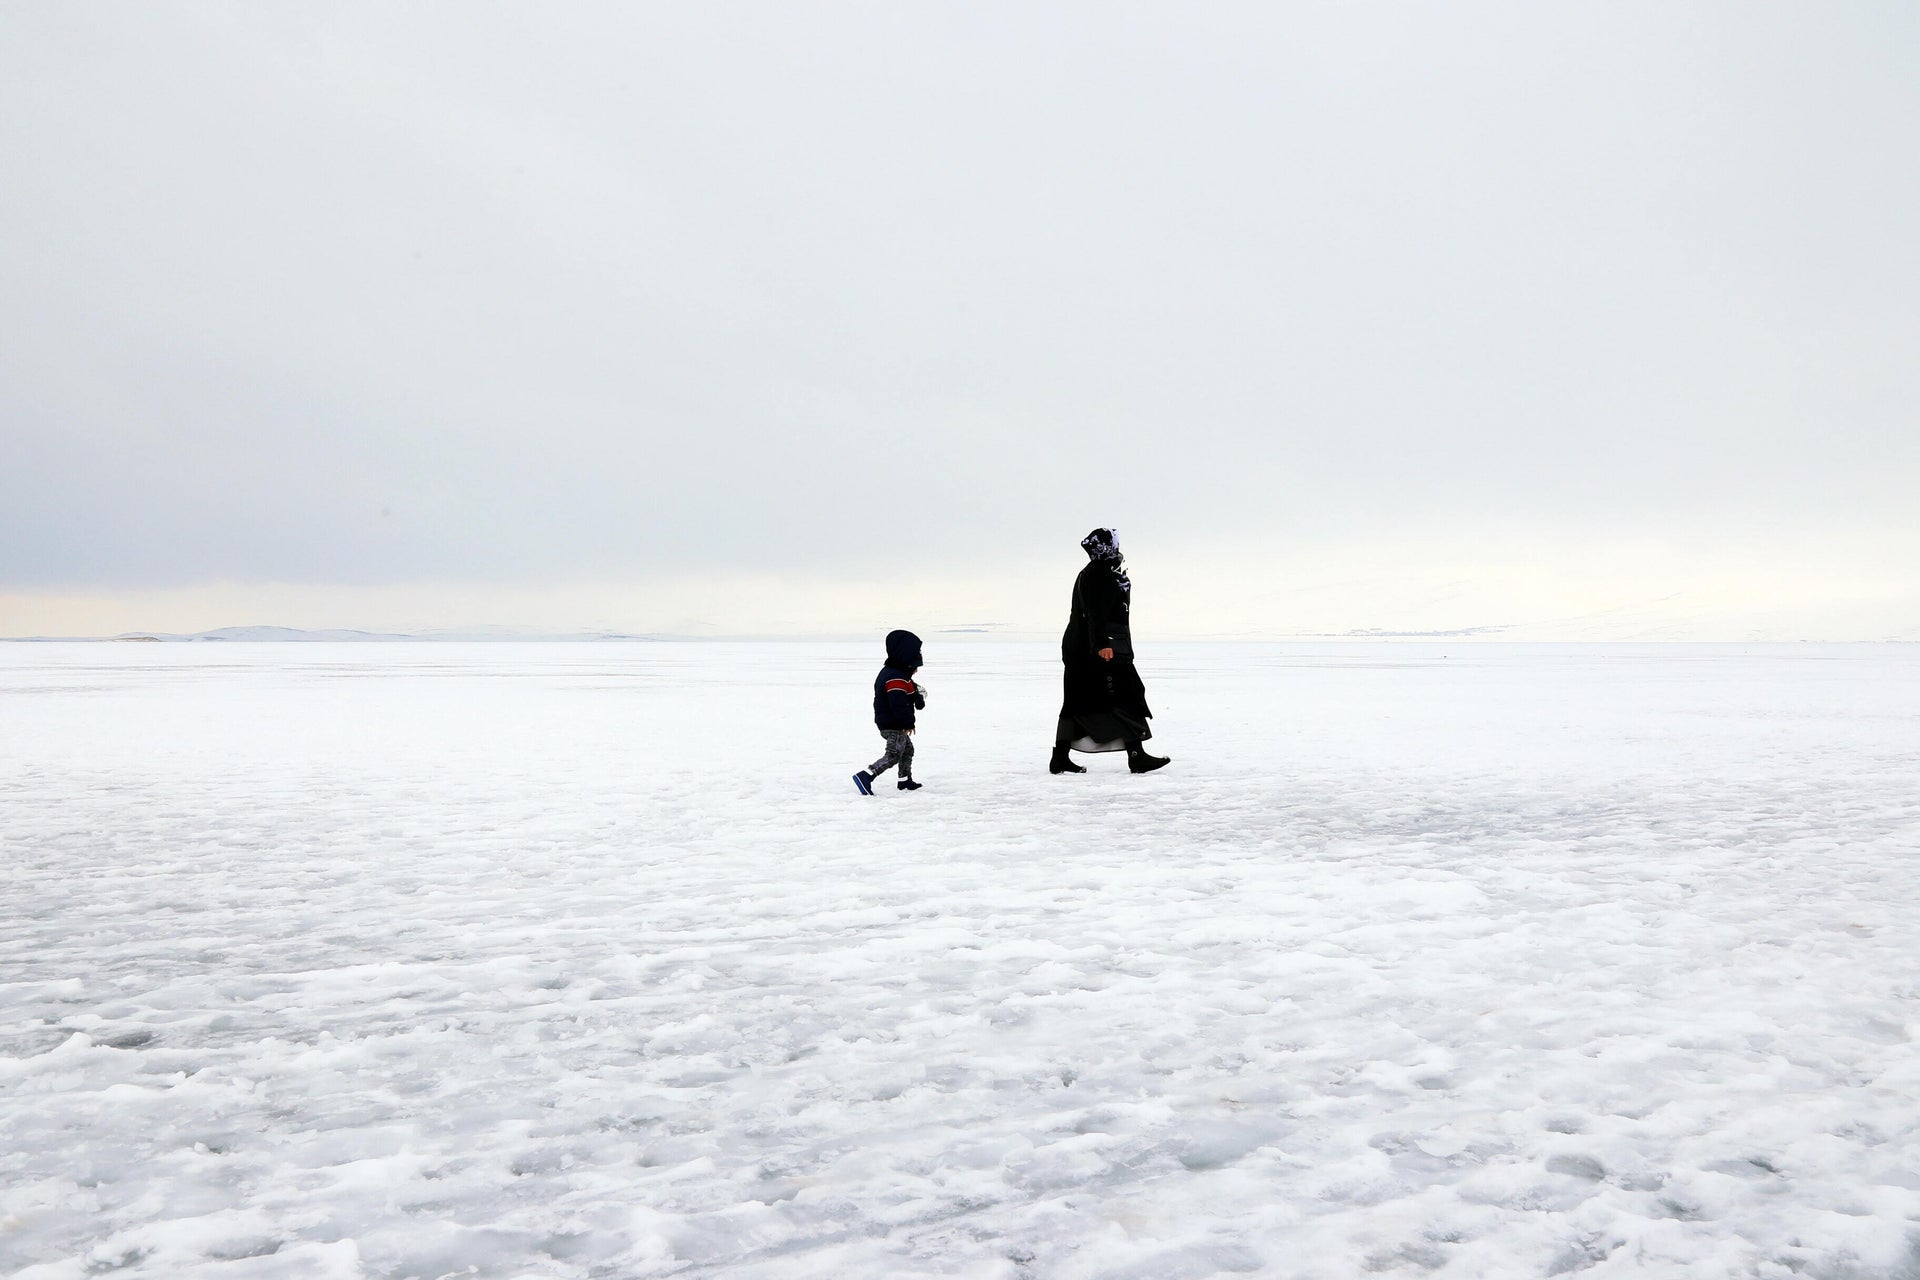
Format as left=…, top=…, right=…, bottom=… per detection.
left=884, top=679, right=916, bottom=694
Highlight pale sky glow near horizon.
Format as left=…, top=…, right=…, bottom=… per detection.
left=3, top=3, right=1918, bottom=641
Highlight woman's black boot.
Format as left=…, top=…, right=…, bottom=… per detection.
left=1125, top=739, right=1170, bottom=773
left=1049, top=744, right=1086, bottom=774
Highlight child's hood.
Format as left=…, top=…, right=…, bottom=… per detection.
left=884, top=630, right=923, bottom=670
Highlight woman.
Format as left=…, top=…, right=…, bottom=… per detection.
left=1051, top=528, right=1171, bottom=775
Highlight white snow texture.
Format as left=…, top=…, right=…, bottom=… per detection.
left=2, top=642, right=1918, bottom=1279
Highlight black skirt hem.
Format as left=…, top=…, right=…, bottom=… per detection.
left=1055, top=711, right=1151, bottom=749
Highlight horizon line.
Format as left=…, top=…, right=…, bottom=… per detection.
left=3, top=627, right=1914, bottom=646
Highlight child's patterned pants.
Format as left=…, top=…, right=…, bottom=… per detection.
left=868, top=729, right=914, bottom=780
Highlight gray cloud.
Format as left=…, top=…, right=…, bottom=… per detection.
left=3, top=2, right=1917, bottom=592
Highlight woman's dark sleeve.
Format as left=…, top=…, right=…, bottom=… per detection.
left=1077, top=571, right=1120, bottom=655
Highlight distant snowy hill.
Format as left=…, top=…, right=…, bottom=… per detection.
left=5, top=626, right=661, bottom=643
left=125, top=626, right=421, bottom=642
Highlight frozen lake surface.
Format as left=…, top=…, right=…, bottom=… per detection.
left=3, top=641, right=1918, bottom=1279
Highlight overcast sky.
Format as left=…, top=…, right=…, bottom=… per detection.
left=4, top=2, right=1916, bottom=639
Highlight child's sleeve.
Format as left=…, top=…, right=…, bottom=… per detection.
left=883, top=676, right=918, bottom=728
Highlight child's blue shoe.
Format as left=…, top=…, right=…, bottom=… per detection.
left=897, top=779, right=922, bottom=791
left=852, top=771, right=874, bottom=795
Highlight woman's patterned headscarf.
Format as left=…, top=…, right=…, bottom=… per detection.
left=1080, top=527, right=1122, bottom=562
left=1080, top=528, right=1129, bottom=590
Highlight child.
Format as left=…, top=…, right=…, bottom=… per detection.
left=853, top=629, right=926, bottom=794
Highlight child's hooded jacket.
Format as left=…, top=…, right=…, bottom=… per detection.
left=872, top=630, right=924, bottom=730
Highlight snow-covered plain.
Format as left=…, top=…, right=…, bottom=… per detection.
left=3, top=641, right=1918, bottom=1280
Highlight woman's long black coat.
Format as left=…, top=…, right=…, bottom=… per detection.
left=1058, top=561, right=1153, bottom=746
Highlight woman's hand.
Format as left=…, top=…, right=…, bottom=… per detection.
left=1098, top=647, right=1114, bottom=661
